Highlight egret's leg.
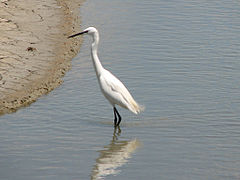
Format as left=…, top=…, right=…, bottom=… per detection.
left=113, top=126, right=121, bottom=141
left=115, top=107, right=122, bottom=126
left=113, top=107, right=117, bottom=126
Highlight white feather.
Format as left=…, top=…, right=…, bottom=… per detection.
left=99, top=69, right=143, bottom=114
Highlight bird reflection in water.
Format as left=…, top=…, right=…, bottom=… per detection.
left=91, top=127, right=141, bottom=180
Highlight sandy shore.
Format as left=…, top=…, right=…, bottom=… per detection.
left=0, top=0, right=84, bottom=114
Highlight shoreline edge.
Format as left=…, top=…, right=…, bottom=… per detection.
left=0, top=0, right=84, bottom=114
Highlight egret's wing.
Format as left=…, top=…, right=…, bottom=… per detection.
left=99, top=71, right=130, bottom=103
left=99, top=70, right=140, bottom=113
left=105, top=71, right=132, bottom=96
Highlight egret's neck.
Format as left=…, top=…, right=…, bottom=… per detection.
left=91, top=32, right=104, bottom=77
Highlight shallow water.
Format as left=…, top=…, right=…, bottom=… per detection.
left=1, top=0, right=240, bottom=179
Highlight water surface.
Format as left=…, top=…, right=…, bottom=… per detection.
left=1, top=0, right=240, bottom=179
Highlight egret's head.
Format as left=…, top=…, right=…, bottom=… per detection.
left=68, top=27, right=98, bottom=38
left=84, top=27, right=98, bottom=35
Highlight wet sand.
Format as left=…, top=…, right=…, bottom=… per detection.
left=0, top=0, right=84, bottom=114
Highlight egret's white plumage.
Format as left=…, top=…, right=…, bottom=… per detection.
left=68, top=27, right=143, bottom=126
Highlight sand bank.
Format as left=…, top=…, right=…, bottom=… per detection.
left=0, top=0, right=84, bottom=114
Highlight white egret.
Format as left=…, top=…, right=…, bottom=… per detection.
left=68, top=27, right=143, bottom=126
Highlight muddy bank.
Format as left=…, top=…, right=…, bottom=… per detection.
left=0, top=0, right=84, bottom=114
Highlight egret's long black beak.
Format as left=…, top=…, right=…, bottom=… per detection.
left=68, top=30, right=88, bottom=38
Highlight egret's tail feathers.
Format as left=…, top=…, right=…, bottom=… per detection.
left=138, top=104, right=145, bottom=113
left=129, top=99, right=145, bottom=114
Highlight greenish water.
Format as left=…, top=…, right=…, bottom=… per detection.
left=1, top=0, right=240, bottom=179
